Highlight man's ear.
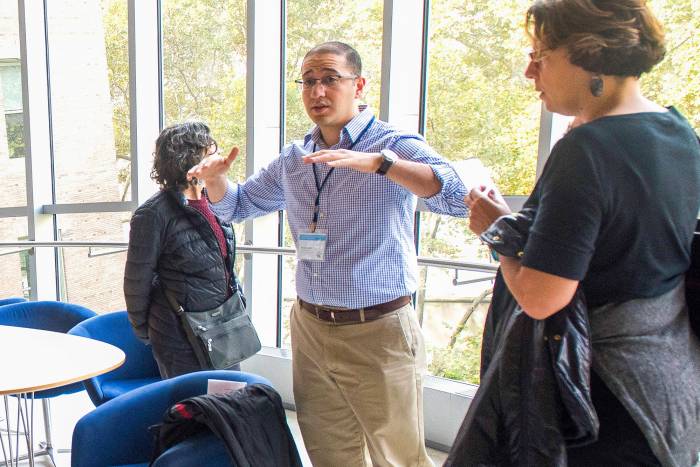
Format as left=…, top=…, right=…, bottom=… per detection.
left=354, top=76, right=366, bottom=99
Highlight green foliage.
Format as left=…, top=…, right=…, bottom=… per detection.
left=644, top=0, right=700, bottom=130
left=429, top=334, right=482, bottom=385
left=161, top=0, right=248, bottom=182
left=285, top=0, right=383, bottom=141
left=101, top=0, right=129, bottom=159
left=5, top=114, right=25, bottom=158
left=426, top=0, right=540, bottom=197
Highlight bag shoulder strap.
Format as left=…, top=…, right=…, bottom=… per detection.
left=161, top=287, right=210, bottom=369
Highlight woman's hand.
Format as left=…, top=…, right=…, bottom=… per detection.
left=465, top=186, right=511, bottom=235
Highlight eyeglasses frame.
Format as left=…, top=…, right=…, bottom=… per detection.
left=294, top=74, right=358, bottom=91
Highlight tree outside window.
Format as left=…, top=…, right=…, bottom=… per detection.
left=0, top=63, right=24, bottom=159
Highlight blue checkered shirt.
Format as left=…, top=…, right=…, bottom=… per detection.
left=211, top=107, right=467, bottom=308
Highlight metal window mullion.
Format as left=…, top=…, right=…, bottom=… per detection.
left=18, top=0, right=58, bottom=300
left=245, top=0, right=283, bottom=347
left=381, top=0, right=428, bottom=261
left=276, top=0, right=288, bottom=349
left=379, top=0, right=426, bottom=133
left=0, top=207, right=28, bottom=217
left=40, top=201, right=137, bottom=215
left=418, top=0, right=430, bottom=137
left=535, top=104, right=553, bottom=180
left=128, top=0, right=161, bottom=208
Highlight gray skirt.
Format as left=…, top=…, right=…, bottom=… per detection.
left=589, top=282, right=700, bottom=467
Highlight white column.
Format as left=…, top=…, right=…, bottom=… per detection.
left=534, top=105, right=571, bottom=180
left=244, top=0, right=283, bottom=346
left=128, top=0, right=160, bottom=206
left=379, top=0, right=426, bottom=132
left=18, top=0, right=58, bottom=300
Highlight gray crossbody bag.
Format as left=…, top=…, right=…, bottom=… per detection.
left=162, top=203, right=261, bottom=369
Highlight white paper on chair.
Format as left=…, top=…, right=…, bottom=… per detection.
left=207, top=379, right=247, bottom=395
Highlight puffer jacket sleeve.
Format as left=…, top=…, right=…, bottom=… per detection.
left=124, top=205, right=164, bottom=342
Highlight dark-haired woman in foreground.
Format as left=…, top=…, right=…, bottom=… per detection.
left=466, top=0, right=700, bottom=464
left=124, top=121, right=241, bottom=378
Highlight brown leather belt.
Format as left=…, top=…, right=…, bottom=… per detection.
left=298, top=296, right=411, bottom=324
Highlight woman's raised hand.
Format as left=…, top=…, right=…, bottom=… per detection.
left=465, top=186, right=511, bottom=235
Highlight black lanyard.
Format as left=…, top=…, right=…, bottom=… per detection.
left=309, top=116, right=375, bottom=232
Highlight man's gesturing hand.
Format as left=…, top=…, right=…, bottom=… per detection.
left=188, top=147, right=239, bottom=183
left=302, top=149, right=382, bottom=173
left=188, top=147, right=239, bottom=203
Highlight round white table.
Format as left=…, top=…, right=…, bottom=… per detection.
left=0, top=324, right=125, bottom=466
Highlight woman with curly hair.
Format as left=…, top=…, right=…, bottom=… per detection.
left=124, top=121, right=242, bottom=378
left=463, top=0, right=700, bottom=465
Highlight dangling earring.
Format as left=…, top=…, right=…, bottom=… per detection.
left=589, top=75, right=604, bottom=97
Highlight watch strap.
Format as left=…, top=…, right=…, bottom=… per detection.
left=376, top=149, right=396, bottom=176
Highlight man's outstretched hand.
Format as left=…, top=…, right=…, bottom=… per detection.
left=302, top=149, right=381, bottom=173
left=188, top=147, right=239, bottom=202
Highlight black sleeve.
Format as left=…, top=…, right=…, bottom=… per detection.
left=521, top=133, right=605, bottom=280
left=123, top=206, right=163, bottom=341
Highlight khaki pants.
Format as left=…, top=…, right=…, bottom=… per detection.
left=291, top=300, right=434, bottom=467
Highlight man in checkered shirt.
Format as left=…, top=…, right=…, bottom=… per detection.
left=190, top=42, right=475, bottom=467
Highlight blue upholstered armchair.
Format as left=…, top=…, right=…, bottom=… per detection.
left=71, top=370, right=273, bottom=467
left=68, top=311, right=161, bottom=406
left=0, top=297, right=27, bottom=307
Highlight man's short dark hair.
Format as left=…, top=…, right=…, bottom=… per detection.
left=151, top=121, right=215, bottom=192
left=303, top=41, right=362, bottom=76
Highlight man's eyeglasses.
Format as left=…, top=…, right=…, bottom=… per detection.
left=294, top=74, right=357, bottom=90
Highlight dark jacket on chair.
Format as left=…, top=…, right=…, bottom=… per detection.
left=124, top=189, right=242, bottom=376
left=151, top=384, right=303, bottom=467
left=445, top=210, right=599, bottom=467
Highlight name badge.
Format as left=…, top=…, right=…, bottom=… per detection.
left=298, top=231, right=327, bottom=261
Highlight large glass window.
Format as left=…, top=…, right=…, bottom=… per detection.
left=4, top=112, right=24, bottom=159
left=420, top=0, right=700, bottom=385
left=0, top=0, right=27, bottom=207
left=102, top=0, right=132, bottom=201
left=420, top=0, right=537, bottom=384
left=0, top=217, right=29, bottom=298
left=425, top=0, right=540, bottom=196
left=161, top=0, right=247, bottom=185
left=47, top=0, right=130, bottom=204
left=281, top=0, right=385, bottom=331
left=1, top=0, right=696, bottom=386
left=284, top=0, right=384, bottom=141
left=56, top=213, right=129, bottom=312
left=0, top=64, right=24, bottom=159
left=644, top=0, right=700, bottom=130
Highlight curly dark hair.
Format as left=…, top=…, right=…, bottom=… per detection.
left=151, top=121, right=216, bottom=192
left=526, top=0, right=666, bottom=77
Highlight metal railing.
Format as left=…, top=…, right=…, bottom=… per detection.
left=0, top=241, right=499, bottom=273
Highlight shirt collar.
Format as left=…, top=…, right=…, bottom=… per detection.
left=304, top=105, right=373, bottom=147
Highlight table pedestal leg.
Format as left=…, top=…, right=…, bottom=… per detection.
left=1, top=393, right=37, bottom=467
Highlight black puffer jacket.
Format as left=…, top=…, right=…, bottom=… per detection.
left=151, top=384, right=303, bottom=467
left=445, top=210, right=598, bottom=466
left=124, top=189, right=238, bottom=352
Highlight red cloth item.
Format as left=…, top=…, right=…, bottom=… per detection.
left=187, top=197, right=231, bottom=296
left=187, top=197, right=227, bottom=260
